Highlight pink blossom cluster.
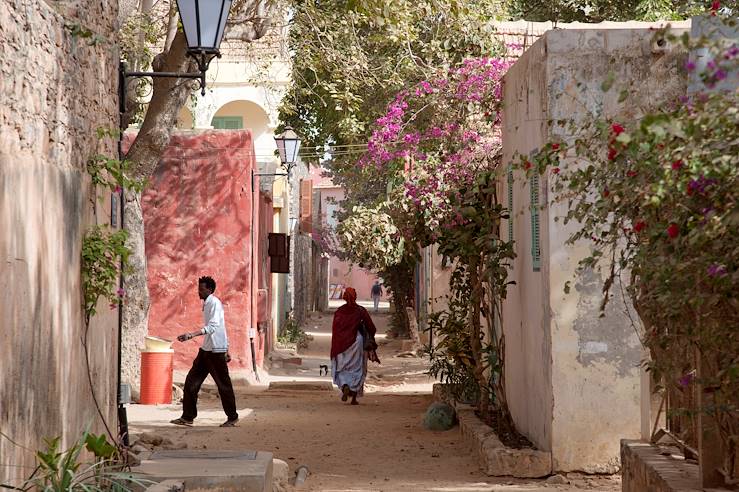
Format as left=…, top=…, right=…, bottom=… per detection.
left=362, top=57, right=511, bottom=173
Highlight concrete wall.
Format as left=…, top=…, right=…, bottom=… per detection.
left=0, top=0, right=120, bottom=483
left=142, top=131, right=265, bottom=373
left=501, top=37, right=554, bottom=458
left=501, top=27, right=688, bottom=472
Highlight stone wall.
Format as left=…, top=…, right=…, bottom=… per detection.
left=500, top=25, right=689, bottom=473
left=0, top=0, right=120, bottom=484
left=287, top=160, right=312, bottom=326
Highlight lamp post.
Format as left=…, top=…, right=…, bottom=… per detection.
left=273, top=126, right=302, bottom=175
left=115, top=0, right=233, bottom=446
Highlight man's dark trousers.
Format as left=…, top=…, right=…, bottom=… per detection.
left=182, top=349, right=238, bottom=421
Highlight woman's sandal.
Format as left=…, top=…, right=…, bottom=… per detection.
left=341, top=384, right=351, bottom=402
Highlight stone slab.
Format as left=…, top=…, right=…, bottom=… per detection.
left=133, top=449, right=273, bottom=492
left=145, top=479, right=184, bottom=492
left=267, top=381, right=334, bottom=391
left=621, top=439, right=708, bottom=492
left=454, top=406, right=552, bottom=479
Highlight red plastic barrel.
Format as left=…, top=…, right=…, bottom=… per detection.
left=139, top=351, right=173, bottom=404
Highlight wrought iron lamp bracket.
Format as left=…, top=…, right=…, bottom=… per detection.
left=119, top=50, right=219, bottom=98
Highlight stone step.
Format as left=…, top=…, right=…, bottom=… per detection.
left=267, top=381, right=334, bottom=391
left=133, top=450, right=273, bottom=492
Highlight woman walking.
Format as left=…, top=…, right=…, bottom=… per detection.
left=330, top=287, right=380, bottom=405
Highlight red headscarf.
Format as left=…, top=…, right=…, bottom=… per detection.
left=330, top=287, right=376, bottom=359
left=342, top=287, right=357, bottom=303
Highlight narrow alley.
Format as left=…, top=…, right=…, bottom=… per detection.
left=128, top=307, right=620, bottom=492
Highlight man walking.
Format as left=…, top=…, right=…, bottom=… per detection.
left=170, top=276, right=239, bottom=427
left=370, top=280, right=383, bottom=312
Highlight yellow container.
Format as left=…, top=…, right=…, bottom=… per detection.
left=144, top=336, right=173, bottom=351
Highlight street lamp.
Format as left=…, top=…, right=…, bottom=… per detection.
left=176, top=0, right=233, bottom=81
left=121, top=0, right=233, bottom=99
left=115, top=0, right=233, bottom=448
left=274, top=127, right=302, bottom=172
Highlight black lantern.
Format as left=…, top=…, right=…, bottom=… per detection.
left=176, top=0, right=233, bottom=74
left=274, top=127, right=302, bottom=167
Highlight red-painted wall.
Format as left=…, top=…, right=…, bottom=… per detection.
left=141, top=131, right=261, bottom=371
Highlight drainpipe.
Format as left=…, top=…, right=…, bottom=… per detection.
left=250, top=170, right=260, bottom=381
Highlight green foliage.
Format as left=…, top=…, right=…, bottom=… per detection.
left=81, top=227, right=131, bottom=322
left=86, top=155, right=145, bottom=194
left=281, top=0, right=506, bottom=152
left=503, top=0, right=725, bottom=23
left=427, top=169, right=516, bottom=421
left=277, top=315, right=313, bottom=349
left=119, top=11, right=160, bottom=69
left=426, top=274, right=489, bottom=404
left=64, top=22, right=108, bottom=46
left=336, top=204, right=406, bottom=271
left=1, top=431, right=148, bottom=492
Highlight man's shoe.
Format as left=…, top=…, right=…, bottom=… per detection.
left=170, top=417, right=193, bottom=426
left=220, top=417, right=238, bottom=427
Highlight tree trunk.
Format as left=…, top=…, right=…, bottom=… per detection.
left=119, top=31, right=194, bottom=392
left=120, top=190, right=149, bottom=398
left=383, top=259, right=415, bottom=338
left=468, top=257, right=489, bottom=420
left=126, top=31, right=194, bottom=180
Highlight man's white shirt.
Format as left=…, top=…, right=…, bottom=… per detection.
left=200, top=294, right=228, bottom=353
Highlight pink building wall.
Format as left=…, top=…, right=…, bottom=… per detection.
left=310, top=167, right=385, bottom=302
left=141, top=130, right=267, bottom=371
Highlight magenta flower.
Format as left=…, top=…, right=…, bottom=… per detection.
left=117, top=288, right=126, bottom=297
left=707, top=264, right=727, bottom=277
left=678, top=372, right=695, bottom=387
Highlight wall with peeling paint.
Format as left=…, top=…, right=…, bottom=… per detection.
left=501, top=25, right=689, bottom=473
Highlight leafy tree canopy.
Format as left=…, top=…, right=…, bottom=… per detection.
left=279, top=0, right=507, bottom=203
left=504, top=0, right=734, bottom=23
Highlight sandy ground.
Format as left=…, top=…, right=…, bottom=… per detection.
left=128, top=307, right=621, bottom=492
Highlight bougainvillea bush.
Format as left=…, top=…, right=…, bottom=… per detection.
left=362, top=57, right=512, bottom=237
left=520, top=23, right=738, bottom=482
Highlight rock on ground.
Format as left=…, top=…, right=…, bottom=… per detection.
left=272, top=458, right=289, bottom=491
left=422, top=402, right=456, bottom=431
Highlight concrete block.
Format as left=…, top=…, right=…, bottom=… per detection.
left=133, top=450, right=273, bottom=492
left=145, top=479, right=184, bottom=492
left=621, top=439, right=702, bottom=492
left=457, top=408, right=552, bottom=478
left=481, top=438, right=552, bottom=478
left=272, top=459, right=289, bottom=485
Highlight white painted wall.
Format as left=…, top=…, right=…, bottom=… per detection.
left=501, top=25, right=690, bottom=473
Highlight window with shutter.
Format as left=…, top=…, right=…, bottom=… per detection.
left=300, top=179, right=313, bottom=233
left=530, top=173, right=541, bottom=272
left=211, top=116, right=243, bottom=129
left=507, top=164, right=514, bottom=244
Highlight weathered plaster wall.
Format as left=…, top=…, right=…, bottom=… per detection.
left=288, top=160, right=312, bottom=325
left=501, top=37, right=554, bottom=455
left=0, top=0, right=119, bottom=484
left=501, top=26, right=689, bottom=472
left=142, top=131, right=262, bottom=373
